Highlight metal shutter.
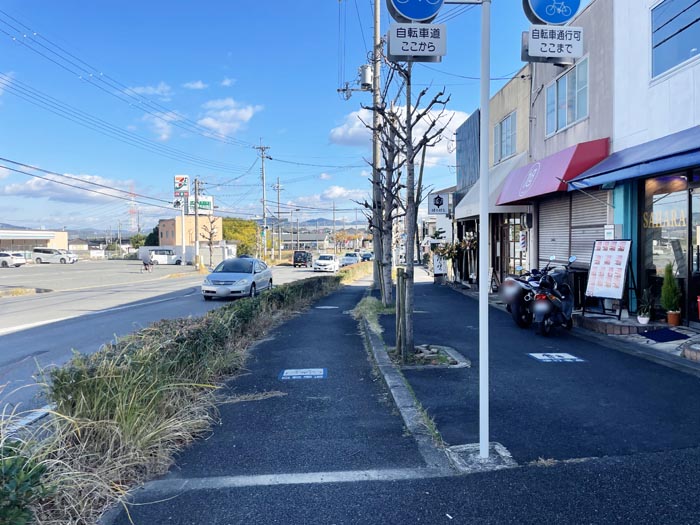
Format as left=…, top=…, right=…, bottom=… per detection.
left=538, top=195, right=571, bottom=266
left=571, top=190, right=609, bottom=267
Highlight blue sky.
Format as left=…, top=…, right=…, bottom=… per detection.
left=0, top=0, right=555, bottom=234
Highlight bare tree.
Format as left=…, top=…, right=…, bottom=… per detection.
left=201, top=215, right=219, bottom=268
left=381, top=61, right=452, bottom=360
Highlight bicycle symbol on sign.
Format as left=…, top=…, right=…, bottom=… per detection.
left=545, top=0, right=572, bottom=17
left=395, top=0, right=441, bottom=4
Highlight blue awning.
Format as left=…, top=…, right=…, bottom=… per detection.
left=568, top=125, right=700, bottom=189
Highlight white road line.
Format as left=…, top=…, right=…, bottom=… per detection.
left=139, top=467, right=453, bottom=496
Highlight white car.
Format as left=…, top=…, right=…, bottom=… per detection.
left=341, top=252, right=361, bottom=267
left=201, top=257, right=273, bottom=300
left=313, top=254, right=339, bottom=272
left=0, top=252, right=27, bottom=268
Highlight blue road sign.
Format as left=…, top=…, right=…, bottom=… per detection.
left=527, top=0, right=580, bottom=25
left=389, top=0, right=444, bottom=23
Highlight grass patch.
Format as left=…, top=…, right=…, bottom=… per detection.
left=350, top=296, right=394, bottom=335
left=1, top=274, right=356, bottom=523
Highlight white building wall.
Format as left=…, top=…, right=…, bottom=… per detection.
left=614, top=0, right=700, bottom=151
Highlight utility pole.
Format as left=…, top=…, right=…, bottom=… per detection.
left=371, top=0, right=382, bottom=287
left=194, top=177, right=200, bottom=269
left=297, top=214, right=300, bottom=250
left=255, top=144, right=270, bottom=260
left=333, top=201, right=337, bottom=256
left=276, top=177, right=282, bottom=259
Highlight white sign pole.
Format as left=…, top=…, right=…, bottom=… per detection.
left=478, top=0, right=491, bottom=459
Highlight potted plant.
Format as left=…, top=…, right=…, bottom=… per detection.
left=660, top=263, right=681, bottom=326
left=636, top=287, right=654, bottom=325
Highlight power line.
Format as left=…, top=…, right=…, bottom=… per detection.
left=0, top=74, right=257, bottom=174
left=0, top=9, right=256, bottom=149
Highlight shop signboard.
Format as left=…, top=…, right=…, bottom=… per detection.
left=186, top=196, right=214, bottom=215
left=174, top=175, right=189, bottom=198
left=584, top=239, right=632, bottom=300
left=428, top=192, right=449, bottom=214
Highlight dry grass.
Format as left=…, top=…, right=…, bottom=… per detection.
left=2, top=275, right=350, bottom=524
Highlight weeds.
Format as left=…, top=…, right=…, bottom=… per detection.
left=1, top=274, right=355, bottom=524
left=350, top=296, right=394, bottom=335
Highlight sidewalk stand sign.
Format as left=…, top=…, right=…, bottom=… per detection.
left=582, top=239, right=637, bottom=320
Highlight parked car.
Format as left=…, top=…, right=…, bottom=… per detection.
left=32, top=247, right=78, bottom=264
left=341, top=252, right=361, bottom=267
left=0, top=252, right=27, bottom=268
left=148, top=248, right=182, bottom=265
left=360, top=252, right=374, bottom=262
left=313, top=254, right=339, bottom=272
left=201, top=257, right=273, bottom=301
left=293, top=250, right=313, bottom=268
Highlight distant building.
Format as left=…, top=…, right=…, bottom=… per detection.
left=0, top=229, right=69, bottom=252
left=158, top=216, right=223, bottom=247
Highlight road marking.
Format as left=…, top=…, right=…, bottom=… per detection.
left=279, top=368, right=327, bottom=380
left=315, top=306, right=339, bottom=309
left=138, top=467, right=452, bottom=496
left=529, top=353, right=585, bottom=363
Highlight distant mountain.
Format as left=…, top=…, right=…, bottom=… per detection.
left=0, top=223, right=29, bottom=230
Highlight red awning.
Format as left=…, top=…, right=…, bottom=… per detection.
left=496, top=138, right=609, bottom=205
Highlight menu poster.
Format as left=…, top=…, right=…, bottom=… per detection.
left=584, top=239, right=632, bottom=300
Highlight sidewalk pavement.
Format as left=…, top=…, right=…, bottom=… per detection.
left=103, top=272, right=700, bottom=524
left=379, top=267, right=700, bottom=464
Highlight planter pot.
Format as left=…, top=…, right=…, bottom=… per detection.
left=637, top=315, right=650, bottom=325
left=667, top=311, right=681, bottom=326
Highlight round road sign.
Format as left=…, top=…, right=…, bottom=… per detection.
left=525, top=0, right=580, bottom=25
left=388, top=0, right=444, bottom=23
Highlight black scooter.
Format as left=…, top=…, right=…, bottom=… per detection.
left=501, top=259, right=556, bottom=328
left=532, top=256, right=577, bottom=336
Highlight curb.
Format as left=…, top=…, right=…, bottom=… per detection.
left=360, top=318, right=454, bottom=472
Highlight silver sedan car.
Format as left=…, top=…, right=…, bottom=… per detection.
left=201, top=257, right=273, bottom=301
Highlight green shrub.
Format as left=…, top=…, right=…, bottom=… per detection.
left=0, top=441, right=48, bottom=525
left=660, top=263, right=681, bottom=312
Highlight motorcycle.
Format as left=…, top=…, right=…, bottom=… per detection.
left=501, top=259, right=557, bottom=329
left=532, top=255, right=577, bottom=336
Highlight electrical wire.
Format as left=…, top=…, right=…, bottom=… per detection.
left=0, top=9, right=256, bottom=149
left=0, top=74, right=257, bottom=174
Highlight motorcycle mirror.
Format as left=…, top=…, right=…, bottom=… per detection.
left=549, top=255, right=556, bottom=261
left=568, top=255, right=577, bottom=263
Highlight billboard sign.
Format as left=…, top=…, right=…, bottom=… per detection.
left=186, top=195, right=214, bottom=215
left=174, top=175, right=190, bottom=197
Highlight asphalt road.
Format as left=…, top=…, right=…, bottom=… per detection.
left=0, top=260, right=313, bottom=411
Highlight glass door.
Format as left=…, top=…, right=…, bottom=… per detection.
left=689, top=171, right=700, bottom=323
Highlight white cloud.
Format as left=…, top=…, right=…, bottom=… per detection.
left=359, top=169, right=370, bottom=179
left=128, top=82, right=173, bottom=101
left=320, top=173, right=332, bottom=180
left=183, top=80, right=208, bottom=90
left=329, top=109, right=373, bottom=148
left=330, top=107, right=469, bottom=166
left=0, top=172, right=134, bottom=205
left=322, top=185, right=366, bottom=201
left=293, top=186, right=368, bottom=209
left=0, top=167, right=10, bottom=180
left=142, top=111, right=180, bottom=141
left=221, top=77, right=236, bottom=87
left=197, top=98, right=262, bottom=136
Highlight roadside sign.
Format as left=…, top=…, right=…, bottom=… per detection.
left=525, top=0, right=580, bottom=25
left=174, top=175, right=189, bottom=197
left=529, top=26, right=583, bottom=59
left=388, top=0, right=444, bottom=23
left=388, top=23, right=447, bottom=58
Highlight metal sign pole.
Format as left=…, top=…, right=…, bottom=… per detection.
left=478, top=0, right=491, bottom=460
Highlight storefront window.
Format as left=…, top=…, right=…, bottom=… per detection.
left=641, top=174, right=688, bottom=293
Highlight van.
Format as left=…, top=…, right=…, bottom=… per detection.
left=32, top=248, right=78, bottom=264
left=148, top=248, right=183, bottom=265
left=293, top=250, right=313, bottom=268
